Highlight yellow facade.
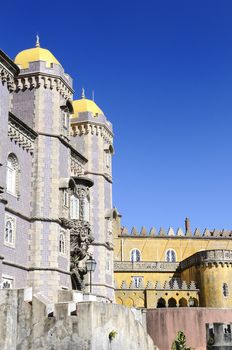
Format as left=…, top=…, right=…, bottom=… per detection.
left=113, top=217, right=232, bottom=309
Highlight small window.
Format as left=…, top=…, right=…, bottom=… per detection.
left=63, top=112, right=69, bottom=129
left=63, top=190, right=69, bottom=207
left=83, top=197, right=90, bottom=222
left=131, top=249, right=141, bottom=262
left=223, top=283, right=229, bottom=297
left=2, top=276, right=14, bottom=289
left=70, top=195, right=79, bottom=219
left=133, top=276, right=143, bottom=288
left=4, top=216, right=15, bottom=246
left=6, top=154, right=19, bottom=196
left=165, top=249, right=177, bottom=262
left=59, top=233, right=65, bottom=254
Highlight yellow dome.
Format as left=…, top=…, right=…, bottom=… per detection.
left=15, top=46, right=60, bottom=69
left=72, top=97, right=104, bottom=118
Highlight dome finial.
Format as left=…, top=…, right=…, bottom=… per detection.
left=36, top=34, right=40, bottom=48
left=81, top=87, right=85, bottom=99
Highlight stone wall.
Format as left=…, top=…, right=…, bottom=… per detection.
left=146, top=308, right=232, bottom=350
left=0, top=289, right=157, bottom=350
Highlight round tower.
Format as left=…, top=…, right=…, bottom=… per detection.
left=71, top=90, right=115, bottom=301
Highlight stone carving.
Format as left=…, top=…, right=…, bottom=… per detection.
left=114, top=261, right=179, bottom=272
left=60, top=218, right=94, bottom=290
left=0, top=64, right=15, bottom=92
left=14, top=75, right=72, bottom=99
left=8, top=114, right=37, bottom=153
left=180, top=250, right=232, bottom=270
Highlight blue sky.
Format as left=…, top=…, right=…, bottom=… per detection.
left=1, top=0, right=232, bottom=232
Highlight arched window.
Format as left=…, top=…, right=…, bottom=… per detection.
left=59, top=233, right=65, bottom=254
left=70, top=195, right=79, bottom=219
left=165, top=249, right=177, bottom=262
left=6, top=154, right=19, bottom=195
left=131, top=249, right=141, bottom=262
left=223, top=283, right=229, bottom=297
left=4, top=216, right=15, bottom=245
left=83, top=197, right=90, bottom=222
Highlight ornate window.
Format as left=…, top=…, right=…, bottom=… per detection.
left=70, top=195, right=79, bottom=219
left=59, top=232, right=65, bottom=254
left=1, top=276, right=14, bottom=289
left=223, top=283, right=229, bottom=297
left=131, top=249, right=141, bottom=262
left=165, top=249, right=177, bottom=262
left=133, top=276, right=143, bottom=288
left=4, top=215, right=15, bottom=246
left=6, top=154, right=19, bottom=196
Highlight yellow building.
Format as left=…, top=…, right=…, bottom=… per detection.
left=113, top=215, right=232, bottom=309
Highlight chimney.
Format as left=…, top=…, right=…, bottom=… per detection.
left=185, top=217, right=191, bottom=234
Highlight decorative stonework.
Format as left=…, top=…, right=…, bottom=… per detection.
left=8, top=113, right=37, bottom=153
left=71, top=154, right=84, bottom=176
left=117, top=279, right=198, bottom=291
left=0, top=64, right=15, bottom=92
left=114, top=261, right=179, bottom=272
left=120, top=226, right=232, bottom=238
left=60, top=218, right=94, bottom=290
left=71, top=122, right=113, bottom=144
left=180, top=250, right=232, bottom=270
left=14, top=74, right=72, bottom=99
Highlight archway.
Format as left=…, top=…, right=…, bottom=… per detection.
left=179, top=297, right=188, bottom=307
left=168, top=297, right=177, bottom=307
left=189, top=297, right=198, bottom=307
left=157, top=297, right=166, bottom=308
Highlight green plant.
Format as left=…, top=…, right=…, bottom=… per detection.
left=171, top=331, right=193, bottom=350
left=109, top=330, right=118, bottom=341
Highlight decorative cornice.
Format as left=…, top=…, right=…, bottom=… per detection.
left=114, top=261, right=179, bottom=272
left=14, top=72, right=73, bottom=99
left=0, top=50, right=19, bottom=92
left=71, top=121, right=113, bottom=143
left=8, top=113, right=37, bottom=153
left=180, top=250, right=232, bottom=270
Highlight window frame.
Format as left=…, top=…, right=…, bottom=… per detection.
left=59, top=232, right=66, bottom=255
left=165, top=249, right=177, bottom=262
left=130, top=248, right=142, bottom=262
left=1, top=275, right=14, bottom=289
left=6, top=154, right=19, bottom=197
left=132, top=276, right=143, bottom=288
left=4, top=215, right=16, bottom=247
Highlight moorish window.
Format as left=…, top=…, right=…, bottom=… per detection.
left=131, top=249, right=141, bottom=262
left=6, top=154, right=19, bottom=196
left=59, top=232, right=65, bottom=254
left=165, top=249, right=177, bottom=262
left=4, top=215, right=16, bottom=246
left=223, top=283, right=229, bottom=297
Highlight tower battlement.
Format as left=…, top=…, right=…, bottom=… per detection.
left=120, top=226, right=232, bottom=238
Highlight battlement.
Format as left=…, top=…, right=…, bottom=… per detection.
left=120, top=226, right=232, bottom=239
left=115, top=279, right=198, bottom=291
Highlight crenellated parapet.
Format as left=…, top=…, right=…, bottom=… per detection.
left=71, top=121, right=113, bottom=144
left=13, top=73, right=72, bottom=99
left=180, top=249, right=232, bottom=270
left=120, top=226, right=232, bottom=239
